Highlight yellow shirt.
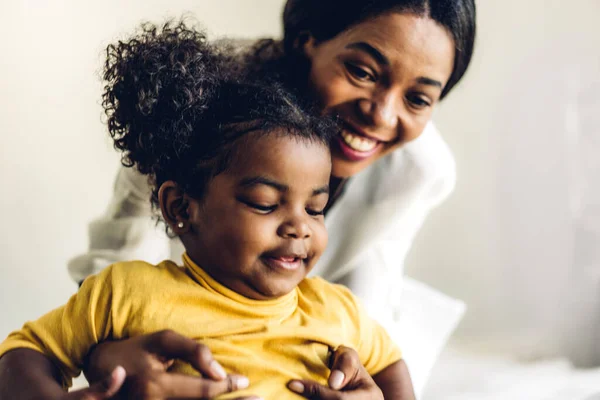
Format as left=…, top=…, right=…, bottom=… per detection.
left=0, top=254, right=401, bottom=399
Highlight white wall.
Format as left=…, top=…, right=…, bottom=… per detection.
left=0, top=0, right=285, bottom=340
left=406, top=0, right=600, bottom=365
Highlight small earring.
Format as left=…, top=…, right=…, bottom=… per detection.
left=177, top=222, right=184, bottom=229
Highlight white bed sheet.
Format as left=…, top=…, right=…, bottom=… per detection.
left=423, top=346, right=600, bottom=400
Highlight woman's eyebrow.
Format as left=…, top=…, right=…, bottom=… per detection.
left=239, top=176, right=288, bottom=192
left=345, top=42, right=389, bottom=65
left=416, top=76, right=442, bottom=88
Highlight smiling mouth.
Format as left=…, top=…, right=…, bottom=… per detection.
left=340, top=130, right=378, bottom=152
left=334, top=127, right=383, bottom=162
left=262, top=255, right=305, bottom=272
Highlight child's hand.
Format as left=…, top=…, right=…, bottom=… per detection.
left=287, top=345, right=383, bottom=399
left=84, top=330, right=259, bottom=400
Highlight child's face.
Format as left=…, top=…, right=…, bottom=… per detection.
left=184, top=133, right=331, bottom=300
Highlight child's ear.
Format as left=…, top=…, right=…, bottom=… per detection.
left=158, top=181, right=191, bottom=234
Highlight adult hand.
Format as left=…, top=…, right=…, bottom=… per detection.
left=61, top=366, right=125, bottom=400
left=84, top=330, right=260, bottom=400
left=287, top=346, right=383, bottom=399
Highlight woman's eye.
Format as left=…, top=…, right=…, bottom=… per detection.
left=306, top=208, right=325, bottom=216
left=406, top=93, right=431, bottom=109
left=345, top=62, right=376, bottom=82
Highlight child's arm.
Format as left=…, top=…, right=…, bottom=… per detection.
left=0, top=349, right=124, bottom=400
left=0, top=268, right=116, bottom=395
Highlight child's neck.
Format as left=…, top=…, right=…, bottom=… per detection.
left=182, top=249, right=297, bottom=301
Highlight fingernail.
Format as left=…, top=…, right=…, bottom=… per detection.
left=210, top=360, right=227, bottom=379
left=329, top=370, right=345, bottom=389
left=234, top=376, right=250, bottom=389
left=288, top=381, right=305, bottom=393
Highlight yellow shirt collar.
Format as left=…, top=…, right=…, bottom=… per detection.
left=182, top=253, right=299, bottom=317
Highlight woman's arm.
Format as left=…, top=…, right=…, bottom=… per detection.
left=68, top=166, right=173, bottom=284
left=0, top=349, right=124, bottom=400
left=287, top=347, right=414, bottom=399
left=84, top=331, right=253, bottom=399
left=373, top=360, right=415, bottom=400
left=0, top=321, right=251, bottom=399
left=0, top=349, right=72, bottom=400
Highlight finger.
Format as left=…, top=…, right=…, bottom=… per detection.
left=159, top=372, right=250, bottom=399
left=328, top=346, right=361, bottom=390
left=144, top=330, right=227, bottom=380
left=66, top=366, right=126, bottom=400
left=288, top=379, right=342, bottom=400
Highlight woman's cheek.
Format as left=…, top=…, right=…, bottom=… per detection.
left=310, top=66, right=345, bottom=107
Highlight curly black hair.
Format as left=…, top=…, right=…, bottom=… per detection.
left=102, top=21, right=335, bottom=207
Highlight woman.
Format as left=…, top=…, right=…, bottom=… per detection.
left=70, top=0, right=475, bottom=398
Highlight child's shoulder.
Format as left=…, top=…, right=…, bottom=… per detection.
left=108, top=259, right=180, bottom=274
left=103, top=259, right=185, bottom=289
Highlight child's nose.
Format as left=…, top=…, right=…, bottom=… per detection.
left=277, top=216, right=311, bottom=239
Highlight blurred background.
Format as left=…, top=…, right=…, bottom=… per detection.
left=1, top=0, right=599, bottom=398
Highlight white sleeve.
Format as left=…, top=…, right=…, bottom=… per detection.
left=67, top=166, right=172, bottom=283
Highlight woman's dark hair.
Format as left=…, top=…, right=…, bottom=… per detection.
left=282, top=0, right=476, bottom=99
left=102, top=21, right=334, bottom=207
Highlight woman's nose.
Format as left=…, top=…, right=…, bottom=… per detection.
left=357, top=91, right=400, bottom=130
left=277, top=216, right=311, bottom=239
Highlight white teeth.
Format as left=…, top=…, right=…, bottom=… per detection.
left=340, top=131, right=378, bottom=152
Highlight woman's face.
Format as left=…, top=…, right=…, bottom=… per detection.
left=303, top=12, right=455, bottom=178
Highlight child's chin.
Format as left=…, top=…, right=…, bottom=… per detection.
left=258, top=280, right=301, bottom=299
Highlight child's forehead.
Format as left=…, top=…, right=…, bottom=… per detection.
left=227, top=133, right=331, bottom=184
left=233, top=133, right=327, bottom=164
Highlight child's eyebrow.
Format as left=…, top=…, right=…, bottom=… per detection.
left=239, top=176, right=288, bottom=192
left=239, top=177, right=329, bottom=196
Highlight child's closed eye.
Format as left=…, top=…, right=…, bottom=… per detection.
left=242, top=200, right=277, bottom=214
left=237, top=197, right=278, bottom=214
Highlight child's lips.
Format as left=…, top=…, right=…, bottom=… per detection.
left=262, top=251, right=307, bottom=272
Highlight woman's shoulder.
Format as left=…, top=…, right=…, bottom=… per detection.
left=400, top=121, right=456, bottom=184
left=368, top=121, right=456, bottom=207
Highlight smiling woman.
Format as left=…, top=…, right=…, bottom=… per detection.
left=301, top=12, right=456, bottom=177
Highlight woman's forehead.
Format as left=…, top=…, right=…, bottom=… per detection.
left=339, top=12, right=452, bottom=51
left=335, top=13, right=455, bottom=81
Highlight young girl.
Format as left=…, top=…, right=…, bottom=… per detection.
left=0, top=24, right=412, bottom=400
